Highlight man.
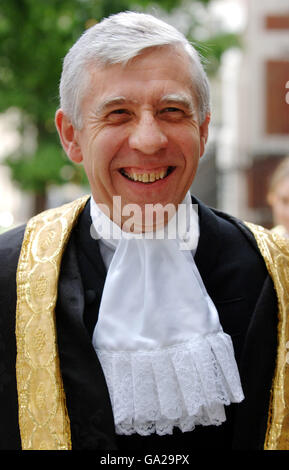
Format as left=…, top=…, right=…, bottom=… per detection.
left=0, top=11, right=289, bottom=452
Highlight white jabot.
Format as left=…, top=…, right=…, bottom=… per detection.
left=90, top=194, right=244, bottom=436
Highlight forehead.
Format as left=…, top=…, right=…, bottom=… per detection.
left=84, top=46, right=196, bottom=106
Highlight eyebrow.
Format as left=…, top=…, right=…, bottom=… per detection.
left=159, top=93, right=195, bottom=112
left=96, top=96, right=138, bottom=115
left=95, top=93, right=196, bottom=115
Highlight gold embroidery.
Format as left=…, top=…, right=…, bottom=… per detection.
left=245, top=222, right=289, bottom=450
left=16, top=195, right=89, bottom=450
left=32, top=218, right=68, bottom=262
left=35, top=382, right=46, bottom=408
left=33, top=328, right=47, bottom=352
left=26, top=262, right=57, bottom=314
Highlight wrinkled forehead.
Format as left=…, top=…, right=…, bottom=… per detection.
left=82, top=45, right=199, bottom=108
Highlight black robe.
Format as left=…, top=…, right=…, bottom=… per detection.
left=0, top=197, right=277, bottom=451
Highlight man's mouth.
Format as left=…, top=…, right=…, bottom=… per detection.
left=119, top=166, right=175, bottom=183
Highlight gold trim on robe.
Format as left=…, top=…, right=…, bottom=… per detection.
left=245, top=222, right=289, bottom=450
left=15, top=196, right=89, bottom=450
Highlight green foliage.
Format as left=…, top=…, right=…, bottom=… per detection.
left=136, top=0, right=211, bottom=8
left=194, top=32, right=241, bottom=75
left=5, top=142, right=88, bottom=193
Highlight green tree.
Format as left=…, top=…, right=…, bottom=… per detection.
left=0, top=0, right=238, bottom=215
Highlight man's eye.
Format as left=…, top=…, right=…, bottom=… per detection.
left=111, top=109, right=128, bottom=114
left=159, top=107, right=185, bottom=120
left=160, top=107, right=186, bottom=116
left=106, top=109, right=131, bottom=122
left=161, top=107, right=182, bottom=113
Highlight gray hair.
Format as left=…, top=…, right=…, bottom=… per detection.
left=59, top=11, right=211, bottom=129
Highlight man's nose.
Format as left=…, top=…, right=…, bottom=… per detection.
left=128, top=112, right=168, bottom=155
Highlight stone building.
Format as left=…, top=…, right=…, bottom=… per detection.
left=216, top=0, right=289, bottom=227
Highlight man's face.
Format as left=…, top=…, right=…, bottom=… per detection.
left=57, top=46, right=210, bottom=227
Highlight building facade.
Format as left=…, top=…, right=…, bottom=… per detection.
left=217, top=0, right=289, bottom=226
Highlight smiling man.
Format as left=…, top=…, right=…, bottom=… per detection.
left=56, top=45, right=209, bottom=223
left=0, top=11, right=289, bottom=452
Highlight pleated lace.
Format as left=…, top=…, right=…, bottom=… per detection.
left=95, top=331, right=244, bottom=436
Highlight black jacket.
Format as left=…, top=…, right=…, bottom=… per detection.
left=0, top=197, right=277, bottom=450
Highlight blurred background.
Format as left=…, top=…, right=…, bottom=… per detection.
left=0, top=0, right=288, bottom=233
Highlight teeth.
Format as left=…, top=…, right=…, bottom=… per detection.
left=149, top=173, right=156, bottom=182
left=122, top=168, right=171, bottom=183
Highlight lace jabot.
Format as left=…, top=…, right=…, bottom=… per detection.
left=90, top=194, right=244, bottom=436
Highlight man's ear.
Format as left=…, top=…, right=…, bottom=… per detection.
left=55, top=109, right=83, bottom=163
left=199, top=113, right=211, bottom=158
